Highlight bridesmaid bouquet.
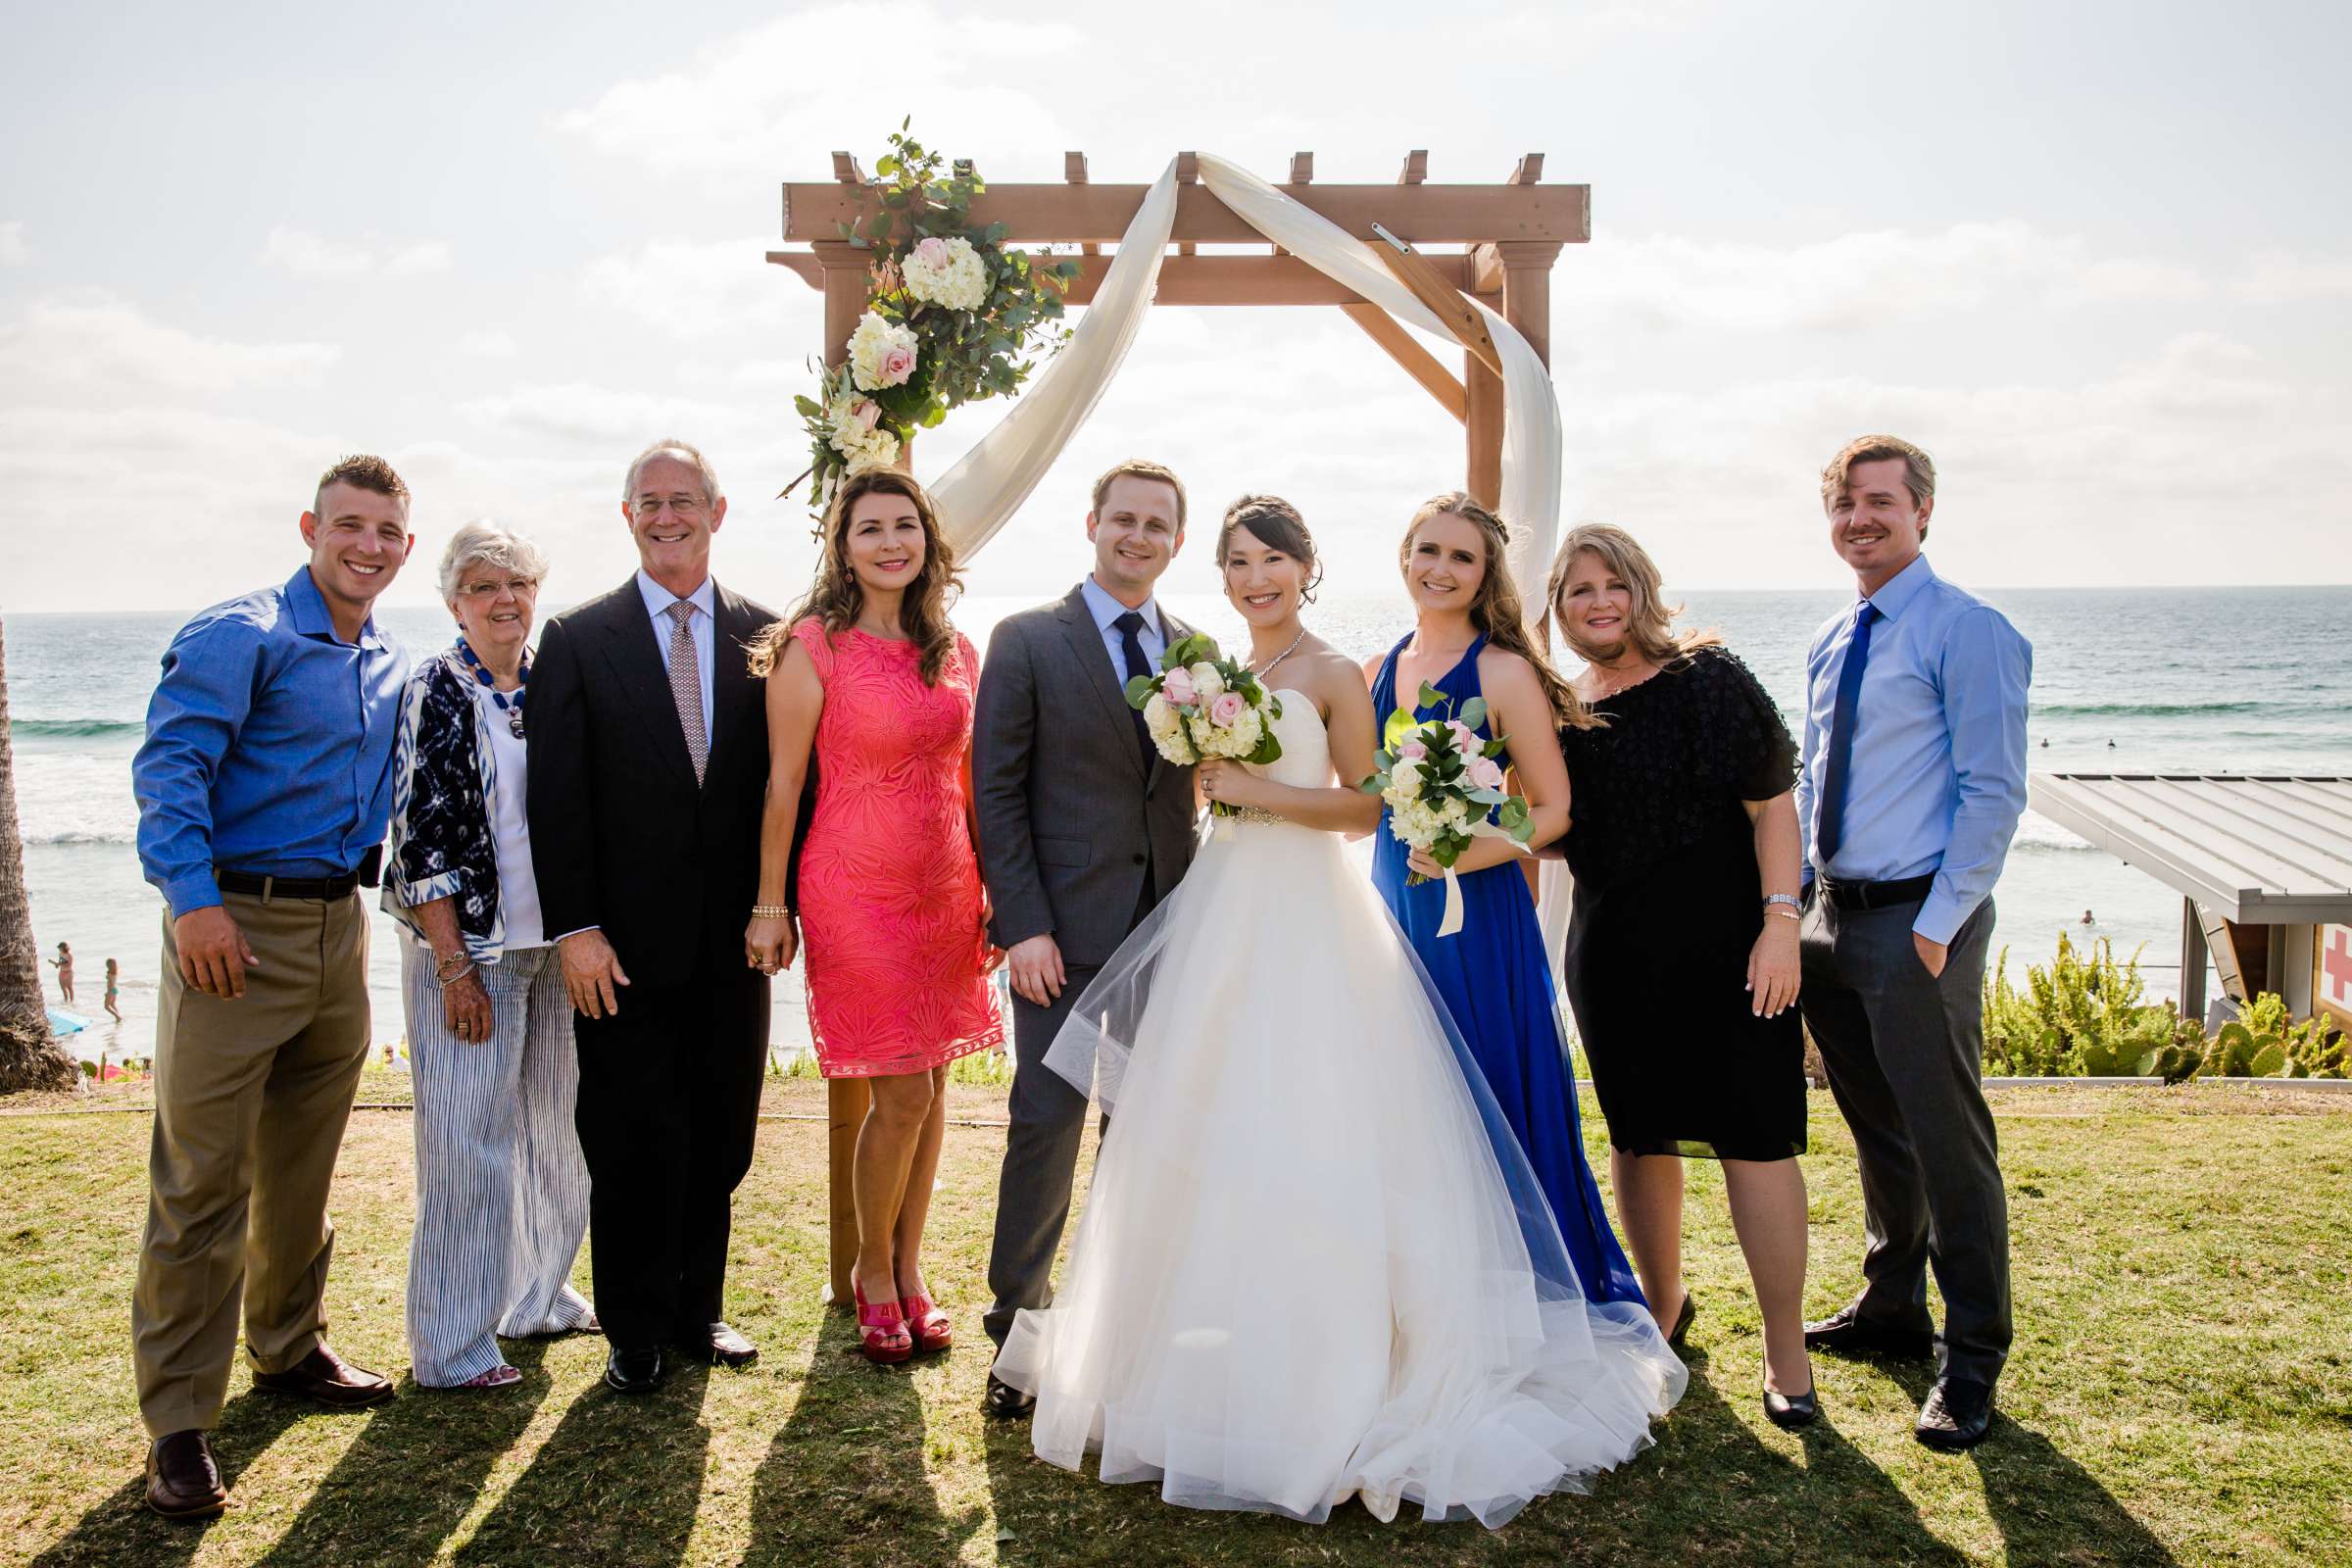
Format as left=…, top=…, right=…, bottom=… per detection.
left=1358, top=686, right=1535, bottom=885
left=1125, top=633, right=1282, bottom=805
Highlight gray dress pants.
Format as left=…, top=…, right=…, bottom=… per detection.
left=983, top=964, right=1101, bottom=1350
left=1799, top=894, right=2012, bottom=1387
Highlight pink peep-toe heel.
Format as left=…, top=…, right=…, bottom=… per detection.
left=900, top=1291, right=952, bottom=1355
left=853, top=1277, right=912, bottom=1364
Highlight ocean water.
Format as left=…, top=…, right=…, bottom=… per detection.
left=11, top=584, right=2351, bottom=1062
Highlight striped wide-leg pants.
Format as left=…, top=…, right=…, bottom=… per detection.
left=403, top=942, right=593, bottom=1386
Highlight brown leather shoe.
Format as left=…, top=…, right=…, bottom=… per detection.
left=146, top=1429, right=227, bottom=1519
left=250, top=1343, right=395, bottom=1408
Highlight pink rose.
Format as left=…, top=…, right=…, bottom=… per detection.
left=1468, top=755, right=1505, bottom=791
left=879, top=345, right=916, bottom=386
left=1161, top=666, right=1196, bottom=705
left=913, top=235, right=950, bottom=267
left=853, top=400, right=881, bottom=431
left=1446, top=720, right=1480, bottom=756
left=1208, top=690, right=1247, bottom=726
left=1397, top=738, right=1428, bottom=760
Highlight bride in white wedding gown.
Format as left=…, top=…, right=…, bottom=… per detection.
left=992, top=498, right=1687, bottom=1528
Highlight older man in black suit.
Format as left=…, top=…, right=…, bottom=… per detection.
left=526, top=438, right=778, bottom=1394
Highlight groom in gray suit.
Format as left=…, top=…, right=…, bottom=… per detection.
left=977, top=458, right=1200, bottom=1416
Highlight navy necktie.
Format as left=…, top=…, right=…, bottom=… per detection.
left=1112, top=611, right=1155, bottom=768
left=1815, top=601, right=1880, bottom=868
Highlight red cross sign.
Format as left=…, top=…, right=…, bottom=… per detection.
left=2321, top=924, right=2352, bottom=1023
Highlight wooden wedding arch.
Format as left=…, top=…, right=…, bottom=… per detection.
left=768, top=149, right=1590, bottom=1306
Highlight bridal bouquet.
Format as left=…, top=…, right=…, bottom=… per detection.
left=1358, top=685, right=1535, bottom=885
left=1124, top=633, right=1282, bottom=806
left=789, top=123, right=1082, bottom=512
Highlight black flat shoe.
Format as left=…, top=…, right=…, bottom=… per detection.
left=1803, top=1303, right=1934, bottom=1360
left=604, top=1346, right=666, bottom=1395
left=676, top=1321, right=759, bottom=1369
left=1915, top=1376, right=1994, bottom=1451
left=1763, top=1383, right=1819, bottom=1430
left=983, top=1372, right=1036, bottom=1420
left=1664, top=1291, right=1696, bottom=1352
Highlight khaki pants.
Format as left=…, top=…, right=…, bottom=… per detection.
left=133, top=890, right=371, bottom=1437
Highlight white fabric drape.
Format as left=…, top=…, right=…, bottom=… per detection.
left=929, top=153, right=1562, bottom=614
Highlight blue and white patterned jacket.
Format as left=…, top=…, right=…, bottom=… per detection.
left=383, top=646, right=515, bottom=961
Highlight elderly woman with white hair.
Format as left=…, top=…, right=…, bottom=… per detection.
left=384, top=520, right=594, bottom=1389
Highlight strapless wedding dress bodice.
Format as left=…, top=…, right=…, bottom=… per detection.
left=1246, top=688, right=1332, bottom=792
left=995, top=685, right=1688, bottom=1529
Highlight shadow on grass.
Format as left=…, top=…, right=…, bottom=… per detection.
left=252, top=1339, right=558, bottom=1565
left=1871, top=1360, right=2180, bottom=1567
left=452, top=1355, right=715, bottom=1567
left=743, top=1319, right=984, bottom=1566
left=29, top=1386, right=311, bottom=1568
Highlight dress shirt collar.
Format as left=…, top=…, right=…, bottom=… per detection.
left=1080, top=573, right=1156, bottom=636
left=1861, top=552, right=1936, bottom=624
left=283, top=564, right=385, bottom=650
left=635, top=567, right=716, bottom=621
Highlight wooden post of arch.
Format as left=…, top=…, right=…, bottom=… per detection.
left=770, top=149, right=1584, bottom=1312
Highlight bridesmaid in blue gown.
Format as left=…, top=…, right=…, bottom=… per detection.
left=1366, top=493, right=1646, bottom=1308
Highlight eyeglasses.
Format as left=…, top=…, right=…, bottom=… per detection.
left=634, top=494, right=709, bottom=520
left=459, top=576, right=540, bottom=600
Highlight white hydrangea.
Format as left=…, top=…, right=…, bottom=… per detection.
left=842, top=427, right=900, bottom=474
left=902, top=235, right=992, bottom=313
left=1442, top=796, right=1475, bottom=828
left=847, top=311, right=918, bottom=392
left=1187, top=662, right=1225, bottom=699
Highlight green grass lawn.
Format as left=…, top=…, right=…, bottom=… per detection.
left=4, top=1075, right=2348, bottom=1566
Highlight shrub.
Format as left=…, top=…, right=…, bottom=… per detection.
left=1983, top=933, right=2181, bottom=1077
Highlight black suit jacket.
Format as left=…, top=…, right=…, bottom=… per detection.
left=527, top=574, right=777, bottom=991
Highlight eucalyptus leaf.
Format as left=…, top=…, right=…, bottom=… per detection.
left=1123, top=673, right=1158, bottom=708
left=1457, top=695, right=1489, bottom=732
left=1418, top=681, right=1448, bottom=710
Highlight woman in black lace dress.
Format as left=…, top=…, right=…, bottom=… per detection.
left=1545, top=524, right=1817, bottom=1429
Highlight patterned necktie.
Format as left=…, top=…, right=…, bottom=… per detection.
left=1112, top=611, right=1155, bottom=768
left=1815, top=601, right=1880, bottom=867
left=664, top=600, right=709, bottom=785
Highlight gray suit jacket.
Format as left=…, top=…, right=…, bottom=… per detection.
left=974, top=584, right=1198, bottom=969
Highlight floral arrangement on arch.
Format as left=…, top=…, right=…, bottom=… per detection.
left=789, top=124, right=1082, bottom=512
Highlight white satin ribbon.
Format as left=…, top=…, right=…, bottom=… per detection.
left=927, top=154, right=1563, bottom=621
left=1432, top=820, right=1536, bottom=939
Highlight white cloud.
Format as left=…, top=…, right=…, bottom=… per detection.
left=2237, top=250, right=2352, bottom=302
left=0, top=293, right=337, bottom=395
left=555, top=5, right=1077, bottom=184
left=578, top=236, right=814, bottom=341
left=259, top=225, right=452, bottom=279
left=0, top=221, right=26, bottom=266
left=457, top=381, right=750, bottom=446
left=458, top=329, right=518, bottom=358
left=1574, top=220, right=2205, bottom=341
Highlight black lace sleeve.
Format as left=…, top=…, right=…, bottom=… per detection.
left=1692, top=647, right=1797, bottom=802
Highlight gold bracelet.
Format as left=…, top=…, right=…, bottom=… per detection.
left=751, top=904, right=794, bottom=920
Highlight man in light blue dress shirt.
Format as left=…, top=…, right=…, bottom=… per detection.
left=1793, top=435, right=2031, bottom=1454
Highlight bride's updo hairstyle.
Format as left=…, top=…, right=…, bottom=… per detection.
left=1400, top=492, right=1594, bottom=731
left=1216, top=493, right=1323, bottom=604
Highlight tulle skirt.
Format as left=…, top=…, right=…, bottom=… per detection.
left=992, top=814, right=1687, bottom=1528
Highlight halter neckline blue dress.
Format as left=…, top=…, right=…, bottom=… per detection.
left=1371, top=633, right=1644, bottom=1306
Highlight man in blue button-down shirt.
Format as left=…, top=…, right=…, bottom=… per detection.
left=1794, top=435, right=2031, bottom=1455
left=126, top=455, right=414, bottom=1518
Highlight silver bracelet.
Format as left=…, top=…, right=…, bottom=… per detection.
left=436, top=960, right=478, bottom=987
left=1762, top=893, right=1802, bottom=919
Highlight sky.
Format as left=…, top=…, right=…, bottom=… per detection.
left=2, top=0, right=2348, bottom=615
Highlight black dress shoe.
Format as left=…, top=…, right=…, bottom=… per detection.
left=604, top=1346, right=667, bottom=1395
left=1763, top=1383, right=1819, bottom=1431
left=676, top=1321, right=759, bottom=1369
left=250, top=1343, right=395, bottom=1408
left=1803, top=1303, right=1935, bottom=1360
left=145, top=1429, right=227, bottom=1520
left=984, top=1372, right=1036, bottom=1419
left=1915, top=1376, right=1994, bottom=1450
left=1664, top=1291, right=1696, bottom=1352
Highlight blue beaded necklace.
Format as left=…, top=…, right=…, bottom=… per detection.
left=456, top=637, right=527, bottom=737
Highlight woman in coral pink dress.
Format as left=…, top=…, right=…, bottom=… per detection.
left=747, top=468, right=1002, bottom=1363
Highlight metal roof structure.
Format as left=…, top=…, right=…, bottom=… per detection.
left=2029, top=774, right=2352, bottom=925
